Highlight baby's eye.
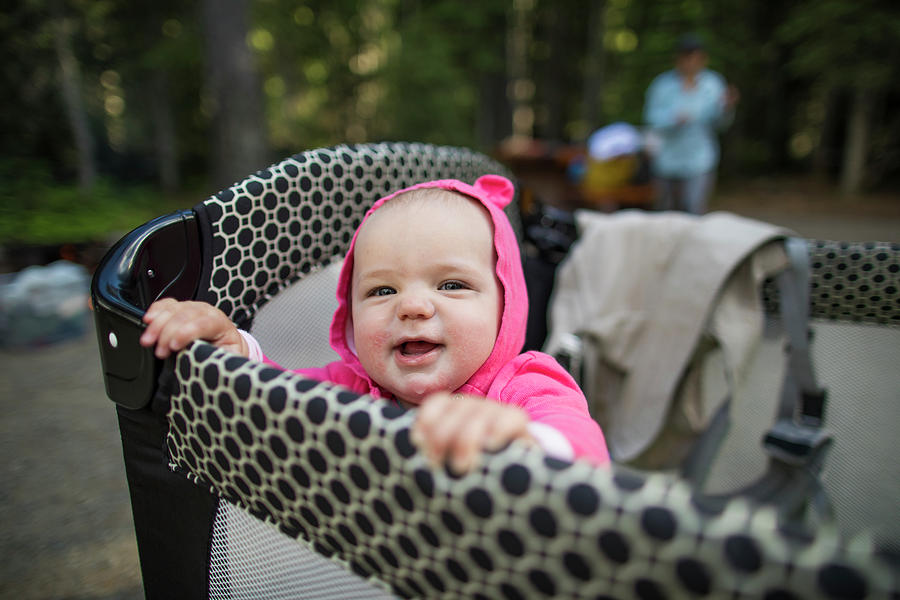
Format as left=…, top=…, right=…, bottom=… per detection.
left=368, top=286, right=396, bottom=297
left=439, top=280, right=469, bottom=291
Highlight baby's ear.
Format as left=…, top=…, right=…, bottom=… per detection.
left=473, top=175, right=515, bottom=209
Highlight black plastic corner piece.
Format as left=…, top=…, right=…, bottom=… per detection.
left=91, top=210, right=202, bottom=409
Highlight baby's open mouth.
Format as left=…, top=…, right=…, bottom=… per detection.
left=398, top=341, right=440, bottom=356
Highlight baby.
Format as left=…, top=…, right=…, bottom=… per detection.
left=141, top=175, right=609, bottom=472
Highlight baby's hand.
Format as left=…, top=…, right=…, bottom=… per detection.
left=412, top=392, right=535, bottom=474
left=140, top=298, right=247, bottom=359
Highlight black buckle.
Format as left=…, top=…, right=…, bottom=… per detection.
left=763, top=419, right=832, bottom=466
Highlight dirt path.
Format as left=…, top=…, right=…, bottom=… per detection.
left=713, top=177, right=900, bottom=242
left=0, top=327, right=142, bottom=600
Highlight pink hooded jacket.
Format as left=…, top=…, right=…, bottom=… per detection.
left=263, top=175, right=608, bottom=464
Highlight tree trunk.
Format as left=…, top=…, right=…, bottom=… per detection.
left=764, top=43, right=790, bottom=169
left=201, top=0, right=269, bottom=189
left=151, top=72, right=179, bottom=193
left=476, top=7, right=511, bottom=148
left=539, top=7, right=567, bottom=141
left=477, top=72, right=511, bottom=149
left=840, top=87, right=873, bottom=196
left=52, top=12, right=96, bottom=189
left=579, top=0, right=605, bottom=141
left=506, top=0, right=535, bottom=141
left=812, top=86, right=843, bottom=178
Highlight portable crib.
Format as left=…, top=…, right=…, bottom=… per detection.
left=92, top=142, right=899, bottom=599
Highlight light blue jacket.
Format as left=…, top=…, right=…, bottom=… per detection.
left=643, top=69, right=733, bottom=178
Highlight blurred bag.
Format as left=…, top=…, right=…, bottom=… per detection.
left=0, top=260, right=90, bottom=347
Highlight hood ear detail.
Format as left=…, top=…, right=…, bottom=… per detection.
left=474, top=175, right=515, bottom=210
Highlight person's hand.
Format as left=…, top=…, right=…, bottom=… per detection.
left=140, top=298, right=247, bottom=359
left=412, top=392, right=536, bottom=474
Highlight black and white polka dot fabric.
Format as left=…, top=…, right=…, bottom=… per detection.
left=763, top=240, right=900, bottom=325
left=195, top=142, right=515, bottom=328
left=807, top=240, right=899, bottom=324
left=167, top=342, right=898, bottom=599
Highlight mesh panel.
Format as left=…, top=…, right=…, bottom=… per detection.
left=811, top=321, right=900, bottom=553
left=701, top=325, right=786, bottom=495
left=210, top=500, right=396, bottom=600
left=700, top=318, right=900, bottom=554
left=250, top=261, right=342, bottom=369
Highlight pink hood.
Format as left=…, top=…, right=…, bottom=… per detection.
left=328, top=175, right=527, bottom=400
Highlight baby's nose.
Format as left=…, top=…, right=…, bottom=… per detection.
left=397, top=292, right=435, bottom=320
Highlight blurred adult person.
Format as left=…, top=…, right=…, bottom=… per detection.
left=643, top=34, right=738, bottom=214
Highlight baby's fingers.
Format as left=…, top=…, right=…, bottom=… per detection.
left=414, top=394, right=468, bottom=467
left=445, top=410, right=493, bottom=473
left=143, top=298, right=179, bottom=324
left=140, top=300, right=230, bottom=359
left=483, top=407, right=532, bottom=453
left=414, top=392, right=448, bottom=438
left=414, top=394, right=527, bottom=475
left=140, top=299, right=180, bottom=352
left=154, top=316, right=203, bottom=358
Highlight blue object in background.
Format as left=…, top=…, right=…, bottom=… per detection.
left=0, top=260, right=90, bottom=348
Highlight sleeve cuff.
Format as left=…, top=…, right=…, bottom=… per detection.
left=527, top=422, right=574, bottom=461
left=238, top=329, right=263, bottom=361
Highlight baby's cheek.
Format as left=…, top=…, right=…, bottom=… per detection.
left=448, top=325, right=494, bottom=374
left=454, top=316, right=497, bottom=353
left=360, top=328, right=392, bottom=353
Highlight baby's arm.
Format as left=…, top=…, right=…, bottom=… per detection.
left=412, top=392, right=538, bottom=474
left=140, top=298, right=248, bottom=359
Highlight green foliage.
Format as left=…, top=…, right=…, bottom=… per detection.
left=0, top=160, right=162, bottom=244
left=373, top=4, right=483, bottom=147
left=249, top=0, right=508, bottom=152
left=0, top=1, right=72, bottom=175
left=2, top=0, right=899, bottom=210
left=778, top=0, right=900, bottom=89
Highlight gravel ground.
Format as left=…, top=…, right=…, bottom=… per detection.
left=712, top=178, right=900, bottom=243
left=1, top=185, right=896, bottom=600
left=0, top=326, right=142, bottom=600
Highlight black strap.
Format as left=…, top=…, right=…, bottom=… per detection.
left=117, top=356, right=220, bottom=599
left=773, top=237, right=827, bottom=424
left=763, top=237, right=831, bottom=465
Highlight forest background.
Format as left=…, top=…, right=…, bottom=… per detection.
left=2, top=0, right=899, bottom=248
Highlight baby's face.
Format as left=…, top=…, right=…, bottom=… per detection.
left=350, top=194, right=502, bottom=407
